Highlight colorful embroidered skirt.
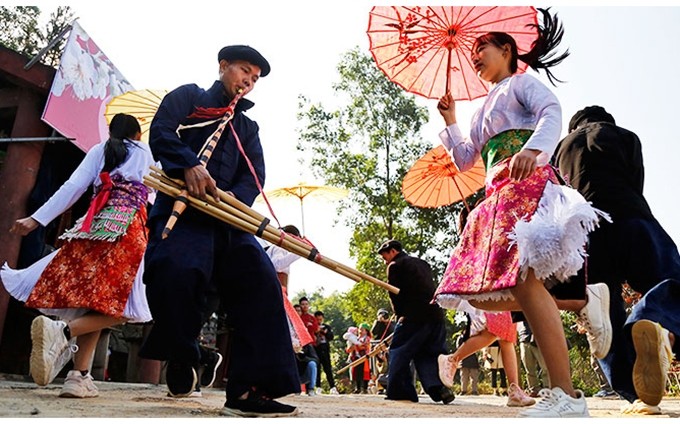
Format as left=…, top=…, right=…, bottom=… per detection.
left=435, top=130, right=607, bottom=307
left=24, top=208, right=148, bottom=319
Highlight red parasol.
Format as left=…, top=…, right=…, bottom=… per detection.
left=367, top=6, right=538, bottom=101
left=402, top=145, right=485, bottom=210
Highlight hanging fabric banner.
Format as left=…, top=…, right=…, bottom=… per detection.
left=42, top=20, right=134, bottom=152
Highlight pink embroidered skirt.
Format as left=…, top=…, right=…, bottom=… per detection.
left=435, top=160, right=558, bottom=303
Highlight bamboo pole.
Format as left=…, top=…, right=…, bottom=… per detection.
left=147, top=168, right=390, bottom=289
left=336, top=333, right=394, bottom=375
left=143, top=172, right=399, bottom=294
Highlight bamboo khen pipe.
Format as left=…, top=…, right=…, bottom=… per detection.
left=162, top=89, right=245, bottom=239
left=144, top=169, right=399, bottom=294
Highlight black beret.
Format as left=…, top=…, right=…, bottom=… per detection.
left=377, top=239, right=402, bottom=254
left=568, top=105, right=615, bottom=132
left=218, top=45, right=270, bottom=77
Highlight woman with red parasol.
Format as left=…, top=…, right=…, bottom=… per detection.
left=432, top=9, right=607, bottom=418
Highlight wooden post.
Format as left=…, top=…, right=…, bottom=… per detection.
left=0, top=89, right=50, bottom=347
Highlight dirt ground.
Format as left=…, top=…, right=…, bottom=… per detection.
left=0, top=374, right=679, bottom=419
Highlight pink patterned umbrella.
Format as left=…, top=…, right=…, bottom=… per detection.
left=367, top=6, right=538, bottom=101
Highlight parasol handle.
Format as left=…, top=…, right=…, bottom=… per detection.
left=161, top=89, right=244, bottom=239
left=445, top=46, right=452, bottom=95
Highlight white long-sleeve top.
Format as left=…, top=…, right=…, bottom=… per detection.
left=439, top=73, right=562, bottom=172
left=32, top=140, right=157, bottom=226
left=257, top=238, right=301, bottom=275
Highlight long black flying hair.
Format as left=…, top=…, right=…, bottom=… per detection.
left=473, top=7, right=570, bottom=86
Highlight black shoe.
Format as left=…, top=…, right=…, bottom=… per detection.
left=440, top=386, right=455, bottom=405
left=199, top=351, right=223, bottom=388
left=166, top=361, right=198, bottom=398
left=221, top=395, right=299, bottom=417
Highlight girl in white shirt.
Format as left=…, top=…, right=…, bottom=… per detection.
left=433, top=9, right=606, bottom=418
left=1, top=114, right=156, bottom=398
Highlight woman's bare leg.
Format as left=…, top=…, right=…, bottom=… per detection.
left=510, top=269, right=576, bottom=397
left=68, top=313, right=125, bottom=338
left=469, top=299, right=521, bottom=312
left=450, top=330, right=497, bottom=364
left=72, top=330, right=101, bottom=371
left=67, top=313, right=126, bottom=371
left=470, top=296, right=586, bottom=313
left=499, top=340, right=520, bottom=386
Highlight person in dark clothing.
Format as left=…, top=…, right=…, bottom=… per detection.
left=456, top=313, right=481, bottom=396
left=377, top=239, right=454, bottom=404
left=371, top=308, right=396, bottom=393
left=296, top=343, right=320, bottom=396
left=314, top=311, right=338, bottom=394
left=554, top=105, right=680, bottom=408
left=371, top=308, right=396, bottom=341
left=138, top=45, right=299, bottom=417
left=517, top=319, right=548, bottom=397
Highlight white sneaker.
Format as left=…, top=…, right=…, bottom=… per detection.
left=437, top=354, right=455, bottom=388
left=59, top=370, right=99, bottom=398
left=315, top=387, right=323, bottom=395
left=518, top=387, right=590, bottom=417
left=576, top=283, right=612, bottom=359
left=30, top=316, right=78, bottom=386
left=307, top=389, right=317, bottom=397
left=506, top=382, right=536, bottom=407
left=632, top=320, right=674, bottom=406
left=329, top=387, right=339, bottom=395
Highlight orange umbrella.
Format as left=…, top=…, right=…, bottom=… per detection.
left=402, top=145, right=485, bottom=210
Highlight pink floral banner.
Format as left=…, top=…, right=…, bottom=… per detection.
left=42, top=20, right=134, bottom=152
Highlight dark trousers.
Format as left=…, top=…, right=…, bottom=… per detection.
left=583, top=219, right=680, bottom=402
left=386, top=319, right=447, bottom=402
left=610, top=279, right=680, bottom=401
left=491, top=368, right=507, bottom=389
left=139, top=216, right=299, bottom=399
left=315, top=343, right=335, bottom=388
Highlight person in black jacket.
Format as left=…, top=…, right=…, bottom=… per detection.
left=377, top=239, right=454, bottom=404
left=554, top=105, right=680, bottom=408
left=314, top=311, right=338, bottom=394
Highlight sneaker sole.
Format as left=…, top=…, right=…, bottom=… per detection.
left=220, top=407, right=299, bottom=418
left=632, top=320, right=665, bottom=406
left=437, top=355, right=454, bottom=388
left=30, top=317, right=55, bottom=386
left=59, top=390, right=99, bottom=398
left=200, top=353, right=223, bottom=388
left=167, top=367, right=198, bottom=398
left=507, top=399, right=536, bottom=407
left=591, top=283, right=612, bottom=359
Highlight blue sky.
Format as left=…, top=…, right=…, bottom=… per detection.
left=33, top=1, right=680, bottom=298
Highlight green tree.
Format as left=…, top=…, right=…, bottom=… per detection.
left=297, top=47, right=468, bottom=323
left=0, top=6, right=74, bottom=67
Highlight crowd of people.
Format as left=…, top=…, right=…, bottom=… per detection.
left=1, top=7, right=679, bottom=419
